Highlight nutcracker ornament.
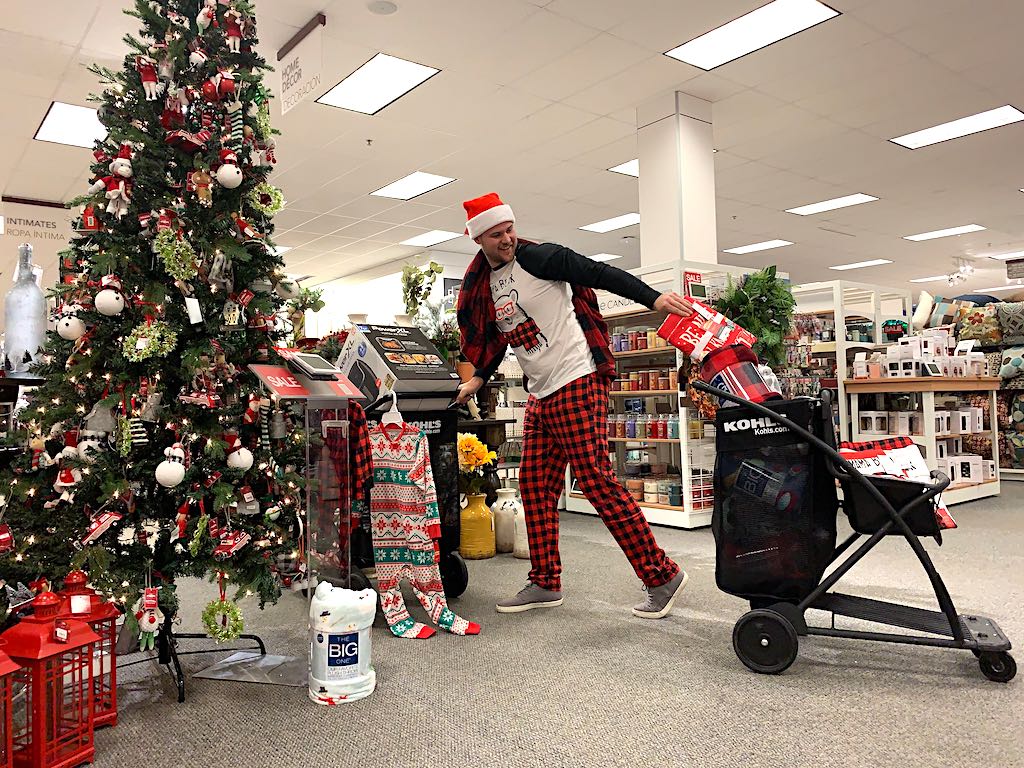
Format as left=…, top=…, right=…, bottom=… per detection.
left=216, top=148, right=243, bottom=189
left=133, top=587, right=164, bottom=652
left=94, top=274, right=126, bottom=316
left=135, top=54, right=160, bottom=100
left=156, top=442, right=187, bottom=488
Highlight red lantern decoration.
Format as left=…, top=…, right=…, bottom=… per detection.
left=0, top=642, right=20, bottom=768
left=2, top=592, right=100, bottom=768
left=56, top=571, right=121, bottom=728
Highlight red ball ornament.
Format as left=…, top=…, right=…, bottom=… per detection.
left=201, top=79, right=221, bottom=102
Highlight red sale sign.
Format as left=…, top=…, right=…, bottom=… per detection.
left=249, top=365, right=362, bottom=399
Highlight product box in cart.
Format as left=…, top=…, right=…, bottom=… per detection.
left=335, top=324, right=460, bottom=409
left=657, top=299, right=756, bottom=360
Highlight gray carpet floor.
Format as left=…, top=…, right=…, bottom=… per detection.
left=100, top=489, right=1024, bottom=768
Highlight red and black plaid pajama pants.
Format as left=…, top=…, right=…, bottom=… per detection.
left=519, top=372, right=680, bottom=591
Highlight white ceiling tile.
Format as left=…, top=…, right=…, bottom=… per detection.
left=511, top=34, right=651, bottom=102
left=289, top=214, right=362, bottom=235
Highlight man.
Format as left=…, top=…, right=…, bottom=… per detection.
left=455, top=192, right=691, bottom=619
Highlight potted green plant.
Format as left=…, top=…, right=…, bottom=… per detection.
left=287, top=287, right=325, bottom=342
left=713, top=266, right=795, bottom=369
left=401, top=261, right=444, bottom=317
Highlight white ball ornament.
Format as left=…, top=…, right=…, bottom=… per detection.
left=216, top=163, right=243, bottom=189
left=274, top=278, right=301, bottom=300
left=95, top=288, right=125, bottom=316
left=78, top=432, right=104, bottom=463
left=227, top=446, right=254, bottom=472
left=156, top=443, right=187, bottom=488
left=57, top=314, right=87, bottom=341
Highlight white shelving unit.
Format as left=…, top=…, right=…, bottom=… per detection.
left=846, top=376, right=1001, bottom=505
left=564, top=260, right=785, bottom=530
left=792, top=280, right=912, bottom=441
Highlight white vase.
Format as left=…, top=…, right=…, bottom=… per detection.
left=512, top=496, right=530, bottom=560
left=492, top=488, right=519, bottom=553
left=347, top=313, right=368, bottom=324
left=393, top=313, right=414, bottom=327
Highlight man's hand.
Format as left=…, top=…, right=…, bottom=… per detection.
left=456, top=375, right=484, bottom=405
left=654, top=291, right=693, bottom=317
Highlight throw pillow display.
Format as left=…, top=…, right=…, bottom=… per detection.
left=929, top=296, right=975, bottom=328
left=997, top=301, right=1024, bottom=344
left=998, top=347, right=1024, bottom=379
left=912, top=290, right=934, bottom=331
left=958, top=304, right=1002, bottom=345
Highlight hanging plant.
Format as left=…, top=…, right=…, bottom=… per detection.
left=401, top=261, right=443, bottom=316
left=201, top=598, right=244, bottom=642
left=248, top=182, right=284, bottom=216
left=122, top=320, right=178, bottom=362
left=713, top=266, right=796, bottom=369
left=154, top=229, right=199, bottom=281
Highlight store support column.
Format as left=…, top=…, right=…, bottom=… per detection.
left=636, top=92, right=718, bottom=267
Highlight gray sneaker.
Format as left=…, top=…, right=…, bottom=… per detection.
left=632, top=570, right=688, bottom=619
left=496, top=582, right=564, bottom=613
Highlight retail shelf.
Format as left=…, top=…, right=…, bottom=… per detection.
left=608, top=437, right=679, bottom=444
left=612, top=347, right=676, bottom=358
left=569, top=492, right=691, bottom=512
left=811, top=341, right=837, bottom=354
left=945, top=479, right=1000, bottom=505
left=844, top=377, right=1000, bottom=394
left=1000, top=468, right=1024, bottom=481
left=610, top=390, right=678, bottom=397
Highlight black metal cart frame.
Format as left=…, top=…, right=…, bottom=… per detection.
left=693, top=381, right=1016, bottom=682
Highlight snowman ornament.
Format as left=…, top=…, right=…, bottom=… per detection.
left=216, top=148, right=243, bottom=189
left=56, top=304, right=87, bottom=341
left=133, top=587, right=164, bottom=652
left=156, top=442, right=187, bottom=488
left=95, top=274, right=126, bottom=316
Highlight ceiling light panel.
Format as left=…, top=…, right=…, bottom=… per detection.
left=723, top=239, right=793, bottom=254
left=400, top=230, right=462, bottom=247
left=786, top=193, right=878, bottom=216
left=371, top=172, right=455, bottom=200
left=590, top=254, right=622, bottom=262
left=989, top=251, right=1024, bottom=261
left=579, top=213, right=640, bottom=233
left=34, top=102, right=106, bottom=148
left=664, top=0, right=840, bottom=71
left=909, top=275, right=950, bottom=283
left=316, top=53, right=440, bottom=115
left=829, top=259, right=892, bottom=271
left=977, top=285, right=1022, bottom=293
left=903, top=224, right=986, bottom=241
left=890, top=105, right=1024, bottom=149
left=608, top=159, right=639, bottom=177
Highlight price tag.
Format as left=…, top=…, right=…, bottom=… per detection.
left=136, top=337, right=150, bottom=350
left=70, top=594, right=92, bottom=614
left=185, top=296, right=203, bottom=324
left=240, top=485, right=255, bottom=503
left=54, top=620, right=70, bottom=643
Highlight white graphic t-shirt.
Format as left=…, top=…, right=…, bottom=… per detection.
left=490, top=259, right=595, bottom=399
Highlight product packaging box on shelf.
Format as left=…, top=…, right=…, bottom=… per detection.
left=969, top=407, right=984, bottom=433
left=934, top=410, right=951, bottom=435
left=853, top=352, right=869, bottom=379
left=899, top=337, right=924, bottom=359
left=921, top=337, right=939, bottom=358
left=950, top=357, right=968, bottom=378
left=909, top=412, right=924, bottom=434
left=886, top=360, right=901, bottom=378
left=952, top=410, right=973, bottom=435
left=936, top=437, right=963, bottom=459
left=859, top=410, right=889, bottom=435
left=900, top=360, right=921, bottom=377
left=957, top=454, right=984, bottom=484
left=887, top=411, right=913, bottom=436
left=936, top=457, right=962, bottom=484
left=984, top=460, right=997, bottom=481
left=868, top=361, right=883, bottom=378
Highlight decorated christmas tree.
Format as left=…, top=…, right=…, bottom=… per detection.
left=0, top=0, right=304, bottom=641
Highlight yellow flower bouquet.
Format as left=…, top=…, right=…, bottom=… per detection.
left=457, top=432, right=497, bottom=495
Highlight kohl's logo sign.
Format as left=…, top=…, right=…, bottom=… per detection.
left=722, top=417, right=788, bottom=436
left=327, top=632, right=359, bottom=666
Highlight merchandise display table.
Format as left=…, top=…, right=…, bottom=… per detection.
left=846, top=377, right=1001, bottom=505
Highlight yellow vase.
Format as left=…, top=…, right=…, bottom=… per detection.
left=460, top=493, right=496, bottom=559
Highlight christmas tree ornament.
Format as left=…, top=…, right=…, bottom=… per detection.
left=139, top=391, right=164, bottom=422
left=151, top=42, right=175, bottom=81
left=53, top=435, right=82, bottom=501
left=223, top=6, right=244, bottom=53
left=164, top=128, right=212, bottom=154
left=213, top=528, right=250, bottom=560
left=84, top=402, right=116, bottom=433
left=77, top=204, right=100, bottom=232
left=77, top=430, right=105, bottom=463
left=202, top=595, right=244, bottom=640
left=159, top=88, right=187, bottom=130
left=238, top=485, right=260, bottom=515
left=87, top=144, right=134, bottom=219
left=122, top=320, right=177, bottom=362
left=133, top=587, right=164, bottom=652
left=189, top=45, right=209, bottom=69
left=207, top=250, right=234, bottom=291
left=222, top=298, right=243, bottom=329
left=269, top=407, right=288, bottom=440
left=264, top=503, right=281, bottom=522
left=135, top=54, right=160, bottom=100
left=215, top=148, right=243, bottom=189
left=224, top=433, right=254, bottom=471
left=82, top=509, right=123, bottom=545
left=0, top=522, right=13, bottom=554
left=154, top=229, right=199, bottom=281
left=230, top=212, right=262, bottom=241
left=274, top=275, right=301, bottom=300
left=248, top=277, right=273, bottom=294
left=4, top=243, right=47, bottom=371
left=55, top=303, right=87, bottom=341
left=248, top=182, right=284, bottom=215
left=156, top=442, right=187, bottom=488
left=187, top=169, right=214, bottom=206
left=94, top=274, right=126, bottom=316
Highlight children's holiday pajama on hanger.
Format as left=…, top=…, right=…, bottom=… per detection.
left=369, top=422, right=479, bottom=639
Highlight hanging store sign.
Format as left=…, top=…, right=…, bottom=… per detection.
left=277, top=19, right=324, bottom=115
left=1006, top=259, right=1024, bottom=281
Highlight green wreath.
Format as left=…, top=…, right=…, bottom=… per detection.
left=202, top=598, right=245, bottom=642
left=154, top=229, right=199, bottom=281
left=248, top=183, right=284, bottom=216
left=122, top=320, right=177, bottom=362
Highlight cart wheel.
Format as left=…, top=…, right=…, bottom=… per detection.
left=440, top=551, right=469, bottom=598
left=348, top=569, right=372, bottom=592
left=733, top=610, right=799, bottom=675
left=978, top=651, right=1016, bottom=683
